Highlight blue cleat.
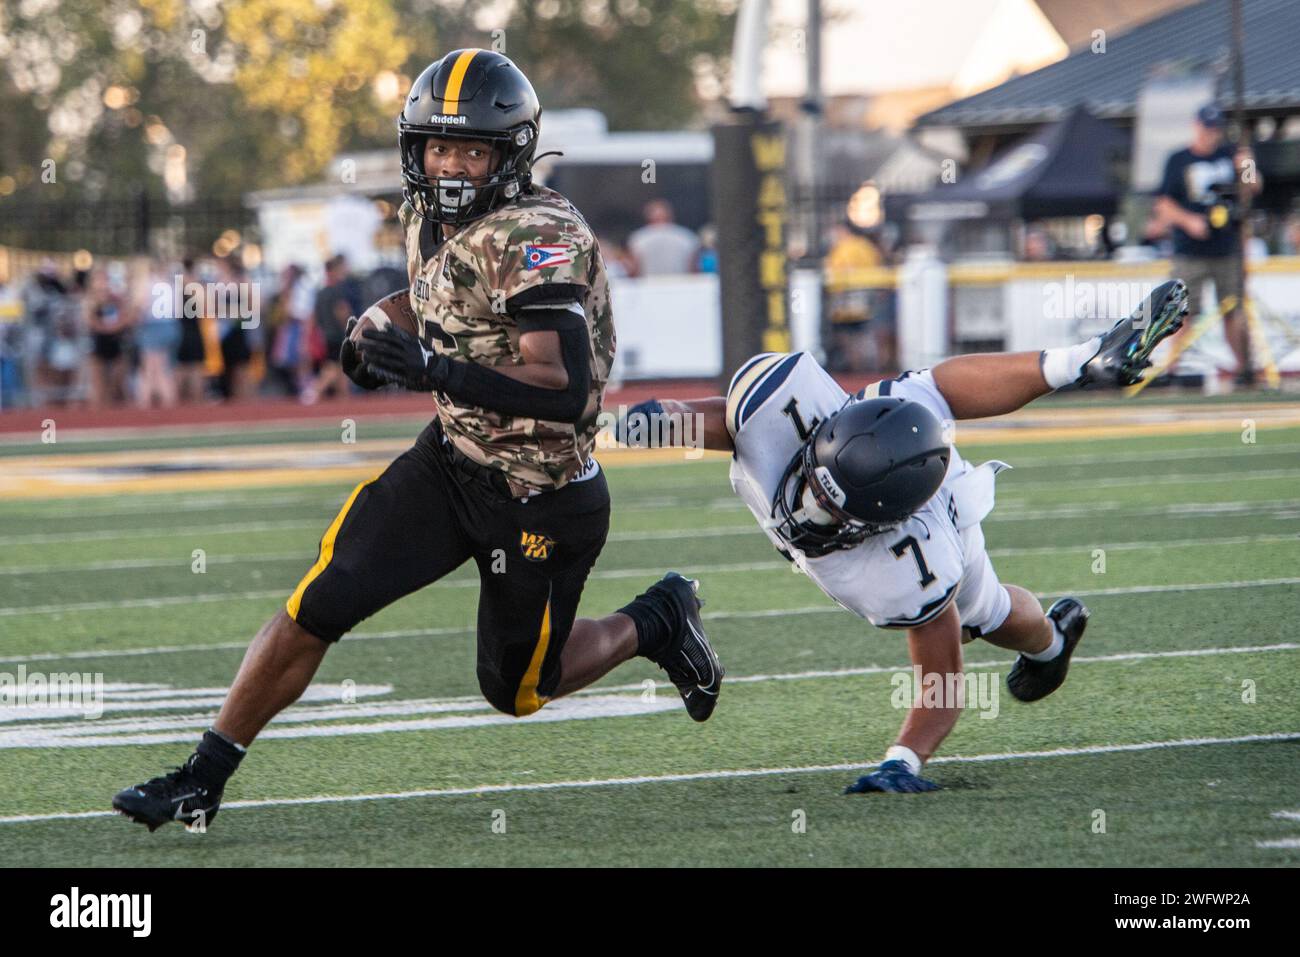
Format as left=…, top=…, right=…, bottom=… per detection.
left=845, top=759, right=940, bottom=794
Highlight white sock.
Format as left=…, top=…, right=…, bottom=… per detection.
left=1039, top=336, right=1102, bottom=390
left=884, top=745, right=923, bottom=776
left=1024, top=623, right=1065, bottom=662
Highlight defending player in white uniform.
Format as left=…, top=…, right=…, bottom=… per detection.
left=726, top=354, right=1012, bottom=636
left=616, top=279, right=1188, bottom=793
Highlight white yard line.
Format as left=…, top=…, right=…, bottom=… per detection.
left=1008, top=468, right=1300, bottom=491
left=5, top=530, right=1298, bottom=577
left=589, top=642, right=1300, bottom=696
left=989, top=533, right=1300, bottom=557
left=0, top=564, right=784, bottom=616
left=1004, top=442, right=1300, bottom=469
left=0, top=520, right=320, bottom=547
left=0, top=552, right=307, bottom=576
left=0, top=693, right=682, bottom=748
left=0, top=684, right=391, bottom=726
left=8, top=494, right=1300, bottom=548
left=2, top=730, right=1296, bottom=826
left=5, top=572, right=1300, bottom=619
left=986, top=498, right=1300, bottom=522
left=0, top=491, right=330, bottom=518
left=4, top=643, right=1292, bottom=742
left=5, top=558, right=1300, bottom=656
left=0, top=631, right=465, bottom=664
left=1066, top=577, right=1300, bottom=598
left=5, top=647, right=1294, bottom=748
left=0, top=590, right=287, bottom=617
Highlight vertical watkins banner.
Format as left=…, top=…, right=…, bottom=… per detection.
left=712, top=119, right=790, bottom=390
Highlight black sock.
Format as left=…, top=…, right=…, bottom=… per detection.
left=192, top=728, right=246, bottom=789
left=620, top=588, right=678, bottom=660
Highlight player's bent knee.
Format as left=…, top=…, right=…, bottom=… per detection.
left=270, top=608, right=332, bottom=648
left=476, top=665, right=551, bottom=718
left=284, top=571, right=360, bottom=644
left=477, top=671, right=523, bottom=717
left=989, top=584, right=1013, bottom=633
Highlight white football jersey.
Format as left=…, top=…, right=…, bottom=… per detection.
left=726, top=352, right=1005, bottom=630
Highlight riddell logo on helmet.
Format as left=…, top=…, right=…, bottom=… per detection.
left=432, top=114, right=468, bottom=125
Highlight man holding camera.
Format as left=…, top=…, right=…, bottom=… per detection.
left=1153, top=103, right=1261, bottom=384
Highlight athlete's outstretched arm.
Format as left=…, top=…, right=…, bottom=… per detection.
left=615, top=397, right=734, bottom=452
left=662, top=397, right=733, bottom=451
left=929, top=351, right=1053, bottom=420
left=893, top=601, right=964, bottom=763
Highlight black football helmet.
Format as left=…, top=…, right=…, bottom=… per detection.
left=772, top=397, right=951, bottom=555
left=398, top=49, right=542, bottom=225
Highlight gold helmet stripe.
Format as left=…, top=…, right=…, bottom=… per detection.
left=441, top=49, right=480, bottom=115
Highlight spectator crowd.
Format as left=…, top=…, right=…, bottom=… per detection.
left=0, top=252, right=405, bottom=411
left=0, top=197, right=723, bottom=412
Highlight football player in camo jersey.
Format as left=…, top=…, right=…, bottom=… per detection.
left=113, top=49, right=722, bottom=833
left=618, top=280, right=1188, bottom=794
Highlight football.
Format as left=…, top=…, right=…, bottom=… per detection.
left=350, top=289, right=421, bottom=346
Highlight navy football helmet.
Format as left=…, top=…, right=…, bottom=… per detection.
left=772, top=397, right=951, bottom=555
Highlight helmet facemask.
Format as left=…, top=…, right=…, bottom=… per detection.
left=399, top=124, right=536, bottom=226
left=768, top=396, right=951, bottom=557
left=769, top=439, right=899, bottom=556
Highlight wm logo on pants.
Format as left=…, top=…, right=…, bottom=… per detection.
left=520, top=531, right=556, bottom=562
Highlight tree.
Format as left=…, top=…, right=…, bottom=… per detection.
left=0, top=0, right=733, bottom=209
left=0, top=0, right=411, bottom=203
left=384, top=0, right=734, bottom=134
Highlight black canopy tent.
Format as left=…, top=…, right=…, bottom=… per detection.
left=887, top=106, right=1131, bottom=226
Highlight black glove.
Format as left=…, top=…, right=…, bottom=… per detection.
left=340, top=317, right=386, bottom=391
left=360, top=325, right=450, bottom=393
left=613, top=398, right=665, bottom=446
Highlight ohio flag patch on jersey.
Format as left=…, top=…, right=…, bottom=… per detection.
left=523, top=244, right=573, bottom=270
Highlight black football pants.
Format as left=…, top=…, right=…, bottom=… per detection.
left=287, top=422, right=610, bottom=716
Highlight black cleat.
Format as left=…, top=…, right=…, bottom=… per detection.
left=1079, top=279, right=1188, bottom=387
left=1007, top=597, right=1089, bottom=703
left=644, top=573, right=724, bottom=721
left=112, top=754, right=223, bottom=832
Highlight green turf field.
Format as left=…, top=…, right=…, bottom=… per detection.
left=2, top=410, right=1299, bottom=866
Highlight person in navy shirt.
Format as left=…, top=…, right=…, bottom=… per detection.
left=1154, top=103, right=1261, bottom=382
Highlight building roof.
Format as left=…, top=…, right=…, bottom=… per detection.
left=916, top=0, right=1300, bottom=129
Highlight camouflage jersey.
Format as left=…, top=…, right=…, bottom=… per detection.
left=399, top=186, right=616, bottom=496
